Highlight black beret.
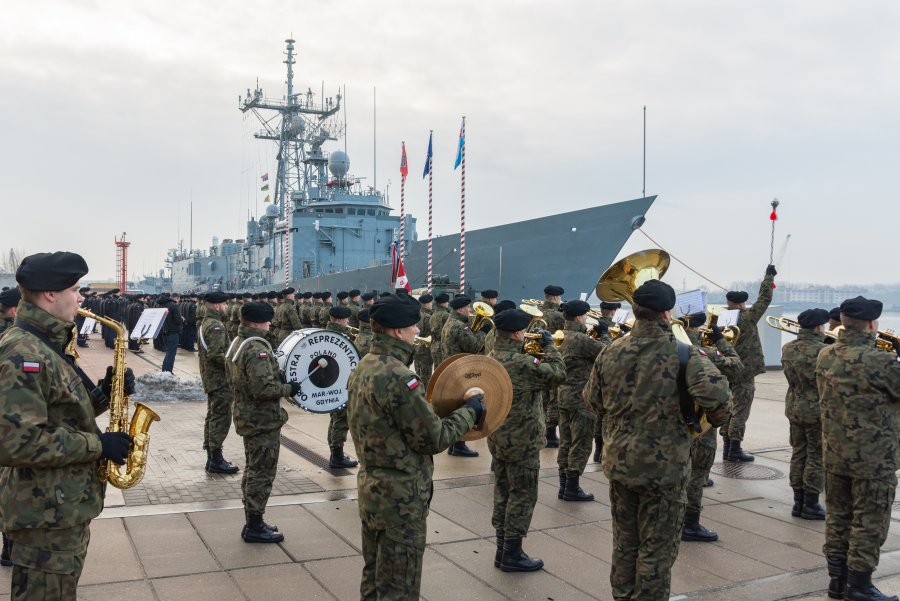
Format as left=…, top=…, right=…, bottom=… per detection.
left=321, top=291, right=332, bottom=299
left=16, top=251, right=89, bottom=292
left=395, top=288, right=410, bottom=295
left=205, top=291, right=230, bottom=304
left=0, top=288, right=22, bottom=306
left=840, top=296, right=883, bottom=321
left=797, top=308, right=830, bottom=329
left=370, top=294, right=421, bottom=328
left=337, top=291, right=349, bottom=300
left=358, top=308, right=370, bottom=323
left=544, top=285, right=564, bottom=296
left=829, top=307, right=841, bottom=322
left=349, top=289, right=361, bottom=297
left=418, top=294, right=434, bottom=304
left=78, top=286, right=91, bottom=293
left=379, top=292, right=392, bottom=298
left=361, top=292, right=375, bottom=301
left=277, top=290, right=287, bottom=298
left=494, top=300, right=517, bottom=313
left=685, top=312, right=707, bottom=328
left=302, top=291, right=312, bottom=299
left=243, top=292, right=252, bottom=299
left=285, top=287, right=295, bottom=294
left=449, top=295, right=472, bottom=309
left=599, top=301, right=622, bottom=311
left=330, top=306, right=352, bottom=319
left=480, top=289, right=498, bottom=299
left=726, top=291, right=749, bottom=303
left=312, top=292, right=322, bottom=299
left=266, top=291, right=278, bottom=299
left=562, top=299, right=591, bottom=318
left=241, top=301, right=275, bottom=323
left=251, top=293, right=260, bottom=300
left=110, top=288, right=120, bottom=294
left=632, top=280, right=676, bottom=312
left=494, top=309, right=531, bottom=332
left=434, top=292, right=450, bottom=303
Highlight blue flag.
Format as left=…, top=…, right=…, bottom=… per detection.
left=423, top=132, right=433, bottom=178
left=454, top=119, right=465, bottom=170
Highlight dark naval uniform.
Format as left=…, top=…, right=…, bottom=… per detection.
left=429, top=305, right=451, bottom=367
left=198, top=305, right=239, bottom=474
left=414, top=307, right=433, bottom=385
left=348, top=332, right=477, bottom=601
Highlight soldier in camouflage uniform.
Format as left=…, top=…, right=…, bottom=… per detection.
left=817, top=296, right=900, bottom=601
left=540, top=285, right=565, bottom=448
left=721, top=264, right=776, bottom=462
left=274, top=288, right=303, bottom=344
left=347, top=294, right=484, bottom=600
left=414, top=294, right=434, bottom=385
left=355, top=309, right=373, bottom=355
left=591, top=301, right=619, bottom=461
left=0, top=252, right=132, bottom=599
left=429, top=292, right=451, bottom=368
left=489, top=309, right=566, bottom=572
left=301, top=292, right=318, bottom=327
left=198, top=291, right=240, bottom=475
left=0, top=287, right=21, bottom=336
left=317, top=291, right=333, bottom=328
left=228, top=293, right=247, bottom=339
left=226, top=301, right=300, bottom=543
left=583, top=280, right=732, bottom=600
left=781, top=308, right=829, bottom=521
left=484, top=300, right=516, bottom=355
left=442, top=295, right=488, bottom=458
left=556, top=300, right=605, bottom=502
left=348, top=289, right=362, bottom=327
left=324, top=306, right=360, bottom=469
left=681, top=312, right=743, bottom=543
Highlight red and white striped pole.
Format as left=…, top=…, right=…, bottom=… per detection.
left=400, top=142, right=407, bottom=258
left=284, top=197, right=291, bottom=287
left=427, top=133, right=434, bottom=293
left=458, top=117, right=466, bottom=294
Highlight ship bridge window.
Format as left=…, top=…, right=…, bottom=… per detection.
left=348, top=208, right=356, bottom=215
left=324, top=208, right=333, bottom=213
left=334, top=208, right=343, bottom=214
left=367, top=209, right=375, bottom=216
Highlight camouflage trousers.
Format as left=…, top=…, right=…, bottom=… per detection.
left=241, top=428, right=281, bottom=515
left=360, top=518, right=426, bottom=601
left=430, top=348, right=444, bottom=371
left=203, top=387, right=233, bottom=451
left=414, top=350, right=433, bottom=388
left=789, top=420, right=824, bottom=494
left=8, top=523, right=90, bottom=601
left=723, top=377, right=755, bottom=442
left=557, top=405, right=597, bottom=476
left=823, top=472, right=896, bottom=572
left=491, top=458, right=539, bottom=537
left=686, top=431, right=717, bottom=514
left=609, top=479, right=685, bottom=601
left=328, top=407, right=349, bottom=447
left=542, top=386, right=559, bottom=428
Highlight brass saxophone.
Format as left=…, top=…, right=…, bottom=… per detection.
left=77, top=308, right=160, bottom=489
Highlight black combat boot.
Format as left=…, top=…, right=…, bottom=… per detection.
left=727, top=440, right=754, bottom=462
left=722, top=437, right=732, bottom=461
left=563, top=473, right=594, bottom=502
left=557, top=469, right=567, bottom=499
left=826, top=556, right=848, bottom=600
left=329, top=446, right=359, bottom=468
left=844, top=569, right=899, bottom=601
left=593, top=436, right=602, bottom=462
left=207, top=448, right=240, bottom=474
left=545, top=426, right=559, bottom=449
left=800, top=491, right=826, bottom=520
left=447, top=442, right=479, bottom=458
left=499, top=536, right=543, bottom=572
left=494, top=530, right=505, bottom=569
left=704, top=477, right=714, bottom=487
left=241, top=510, right=279, bottom=538
left=681, top=511, right=718, bottom=542
left=792, top=488, right=805, bottom=517
left=242, top=513, right=284, bottom=543
left=1, top=533, right=12, bottom=567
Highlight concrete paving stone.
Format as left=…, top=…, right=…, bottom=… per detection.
left=697, top=515, right=824, bottom=571
left=230, top=563, right=334, bottom=601
left=702, top=503, right=827, bottom=556
left=76, top=579, right=157, bottom=601
left=429, top=490, right=498, bottom=537
left=265, top=504, right=358, bottom=561
left=150, top=571, right=248, bottom=601
left=422, top=509, right=482, bottom=545
left=304, top=554, right=366, bottom=601
left=731, top=497, right=829, bottom=534
left=187, top=508, right=292, bottom=570
left=0, top=565, right=9, bottom=592
left=522, top=531, right=614, bottom=599
left=681, top=569, right=827, bottom=601
left=304, top=499, right=363, bottom=551
left=545, top=523, right=614, bottom=563
left=125, top=513, right=221, bottom=578
left=421, top=548, right=509, bottom=601
left=535, top=480, right=612, bottom=522
left=432, top=538, right=599, bottom=601
left=527, top=496, right=587, bottom=531
left=80, top=518, right=144, bottom=585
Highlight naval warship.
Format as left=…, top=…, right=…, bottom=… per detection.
left=167, top=39, right=656, bottom=297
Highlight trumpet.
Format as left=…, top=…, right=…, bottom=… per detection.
left=415, top=335, right=432, bottom=346
left=346, top=325, right=360, bottom=336
left=523, top=330, right=564, bottom=355
left=470, top=301, right=495, bottom=333
left=520, top=299, right=544, bottom=307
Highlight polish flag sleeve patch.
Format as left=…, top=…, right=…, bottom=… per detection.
left=22, top=361, right=41, bottom=373
left=258, top=352, right=269, bottom=359
left=406, top=377, right=420, bottom=390
left=532, top=357, right=541, bottom=365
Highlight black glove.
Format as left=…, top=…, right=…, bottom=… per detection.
left=766, top=264, right=777, bottom=276
left=892, top=338, right=900, bottom=355
left=288, top=381, right=302, bottom=397
left=592, top=322, right=609, bottom=337
left=99, top=432, right=131, bottom=466
left=538, top=329, right=553, bottom=347
left=123, top=368, right=135, bottom=396
left=480, top=320, right=493, bottom=334
left=464, top=394, right=487, bottom=430
left=99, top=367, right=136, bottom=397
left=709, top=324, right=724, bottom=344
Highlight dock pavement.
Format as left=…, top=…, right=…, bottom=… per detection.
left=2, top=335, right=900, bottom=601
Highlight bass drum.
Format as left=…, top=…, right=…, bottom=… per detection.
left=276, top=328, right=360, bottom=413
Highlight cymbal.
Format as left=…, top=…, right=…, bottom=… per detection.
left=428, top=353, right=512, bottom=441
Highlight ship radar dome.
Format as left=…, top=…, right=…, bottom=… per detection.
left=328, top=150, right=350, bottom=179
left=265, top=204, right=279, bottom=218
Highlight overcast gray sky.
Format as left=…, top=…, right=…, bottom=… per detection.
left=1, top=1, right=897, bottom=288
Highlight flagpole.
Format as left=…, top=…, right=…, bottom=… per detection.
left=400, top=142, right=406, bottom=259
left=427, top=131, right=434, bottom=293
left=458, top=116, right=466, bottom=295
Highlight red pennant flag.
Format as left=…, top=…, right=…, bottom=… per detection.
left=400, top=143, right=409, bottom=180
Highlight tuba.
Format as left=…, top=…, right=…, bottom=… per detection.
left=470, top=301, right=495, bottom=333
left=520, top=304, right=548, bottom=355
left=77, top=308, right=160, bottom=489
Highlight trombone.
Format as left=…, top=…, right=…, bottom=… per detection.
left=767, top=315, right=897, bottom=352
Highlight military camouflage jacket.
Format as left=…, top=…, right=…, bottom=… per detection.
left=229, top=301, right=243, bottom=334
left=325, top=321, right=356, bottom=342
left=347, top=333, right=476, bottom=529
left=317, top=303, right=332, bottom=328
left=226, top=325, right=292, bottom=437
left=276, top=299, right=303, bottom=337
left=484, top=327, right=498, bottom=355
left=733, top=273, right=774, bottom=379
left=429, top=306, right=450, bottom=348
left=596, top=316, right=615, bottom=347
left=686, top=330, right=744, bottom=383
left=583, top=319, right=732, bottom=496
left=488, top=337, right=566, bottom=465
left=540, top=300, right=564, bottom=332
left=415, top=309, right=432, bottom=359
left=782, top=329, right=826, bottom=424
left=299, top=302, right=312, bottom=327
left=0, top=301, right=105, bottom=530
left=0, top=314, right=13, bottom=337
left=558, top=321, right=605, bottom=409
left=441, top=311, right=485, bottom=357
left=354, top=325, right=373, bottom=356
left=348, top=302, right=360, bottom=328
left=817, top=329, right=900, bottom=480
left=198, top=308, right=230, bottom=394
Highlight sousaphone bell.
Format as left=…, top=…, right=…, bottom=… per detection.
left=427, top=354, right=512, bottom=441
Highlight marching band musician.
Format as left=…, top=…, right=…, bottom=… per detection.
left=355, top=308, right=373, bottom=355
left=540, top=285, right=565, bottom=448
left=274, top=288, right=302, bottom=344
left=591, top=301, right=618, bottom=461
left=484, top=300, right=517, bottom=355
left=414, top=294, right=434, bottom=386
left=428, top=292, right=451, bottom=369
left=325, top=306, right=359, bottom=469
